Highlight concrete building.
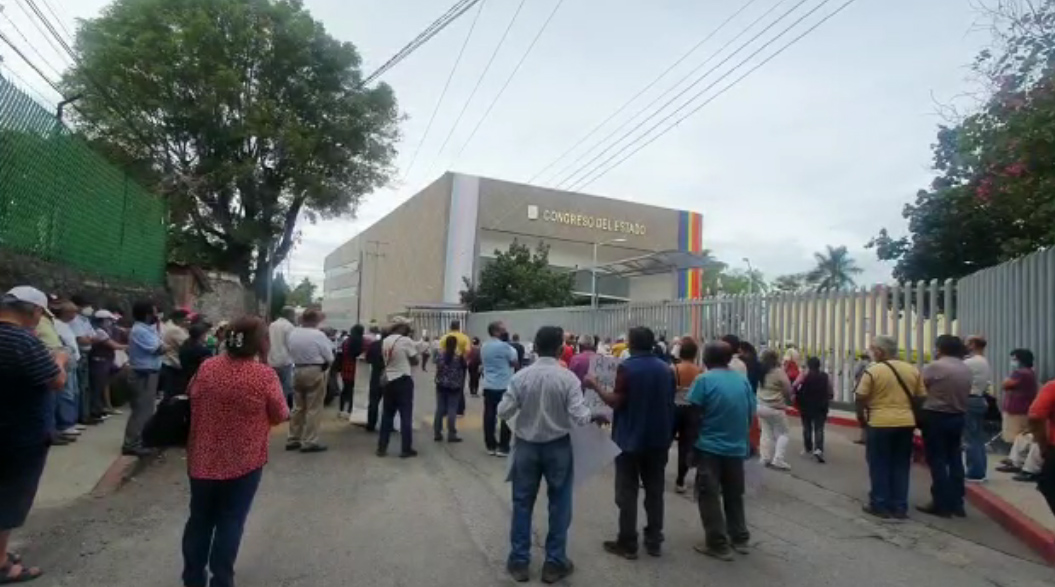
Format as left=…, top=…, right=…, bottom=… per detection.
left=322, top=173, right=704, bottom=329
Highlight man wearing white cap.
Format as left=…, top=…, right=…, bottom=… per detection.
left=378, top=316, right=419, bottom=458
left=0, top=286, right=69, bottom=583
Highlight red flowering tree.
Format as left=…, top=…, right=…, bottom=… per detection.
left=870, top=0, right=1055, bottom=281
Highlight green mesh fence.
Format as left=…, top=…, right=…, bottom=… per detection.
left=0, top=75, right=166, bottom=284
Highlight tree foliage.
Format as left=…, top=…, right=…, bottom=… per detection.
left=459, top=241, right=575, bottom=312
left=285, top=277, right=319, bottom=307
left=772, top=273, right=808, bottom=293
left=64, top=0, right=400, bottom=301
left=870, top=0, right=1055, bottom=281
left=806, top=245, right=863, bottom=291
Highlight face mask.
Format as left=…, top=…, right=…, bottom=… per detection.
left=81, top=306, right=94, bottom=317
left=1010, top=359, right=1020, bottom=370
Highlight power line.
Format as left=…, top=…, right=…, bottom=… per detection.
left=425, top=0, right=529, bottom=176
left=552, top=0, right=814, bottom=190
left=449, top=0, right=566, bottom=166
left=528, top=0, right=764, bottom=185
left=0, top=29, right=61, bottom=94
left=0, top=6, right=63, bottom=80
left=401, top=0, right=486, bottom=183
left=11, top=0, right=71, bottom=67
left=362, top=0, right=484, bottom=86
left=37, top=0, right=71, bottom=42
left=570, top=0, right=859, bottom=191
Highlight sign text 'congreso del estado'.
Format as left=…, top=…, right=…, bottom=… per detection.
left=528, top=205, right=646, bottom=236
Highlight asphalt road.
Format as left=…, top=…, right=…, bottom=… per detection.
left=14, top=368, right=1055, bottom=587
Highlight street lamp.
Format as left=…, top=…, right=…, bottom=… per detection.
left=592, top=237, right=627, bottom=308
left=743, top=257, right=754, bottom=295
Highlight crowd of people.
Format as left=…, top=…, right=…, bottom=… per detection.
left=4, top=285, right=1055, bottom=585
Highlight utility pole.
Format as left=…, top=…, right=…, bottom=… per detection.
left=364, top=240, right=387, bottom=323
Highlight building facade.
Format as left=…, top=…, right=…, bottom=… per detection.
left=323, top=173, right=703, bottom=329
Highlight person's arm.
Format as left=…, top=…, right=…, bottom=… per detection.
left=497, top=377, right=520, bottom=421
left=263, top=368, right=292, bottom=425
left=1002, top=370, right=1020, bottom=391
left=586, top=364, right=628, bottom=409
left=405, top=338, right=420, bottom=367
left=565, top=378, right=596, bottom=425
left=776, top=370, right=793, bottom=402
left=1028, top=383, right=1054, bottom=457
left=319, top=332, right=335, bottom=365
left=24, top=338, right=65, bottom=391
left=855, top=369, right=874, bottom=423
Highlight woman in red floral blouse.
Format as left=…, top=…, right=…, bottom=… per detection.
left=181, top=316, right=289, bottom=587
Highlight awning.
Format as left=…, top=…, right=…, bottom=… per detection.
left=593, top=249, right=721, bottom=278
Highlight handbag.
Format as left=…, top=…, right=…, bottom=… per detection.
left=880, top=361, right=925, bottom=429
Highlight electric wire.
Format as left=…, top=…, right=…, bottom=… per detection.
left=528, top=0, right=764, bottom=185
left=448, top=0, right=567, bottom=166
left=570, top=0, right=860, bottom=191
left=401, top=0, right=487, bottom=183
left=553, top=0, right=815, bottom=190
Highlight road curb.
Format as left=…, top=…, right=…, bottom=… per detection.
left=89, top=454, right=148, bottom=498
left=965, top=483, right=1055, bottom=565
left=786, top=406, right=1055, bottom=565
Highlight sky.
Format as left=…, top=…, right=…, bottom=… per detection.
left=0, top=0, right=989, bottom=288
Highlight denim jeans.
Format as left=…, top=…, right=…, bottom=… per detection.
left=866, top=426, right=915, bottom=515
left=508, top=435, right=573, bottom=567
left=273, top=365, right=294, bottom=408
left=434, top=385, right=460, bottom=439
left=922, top=411, right=966, bottom=514
left=56, top=364, right=80, bottom=432
left=77, top=355, right=90, bottom=422
left=483, top=389, right=511, bottom=452
left=182, top=468, right=263, bottom=587
left=964, top=396, right=988, bottom=481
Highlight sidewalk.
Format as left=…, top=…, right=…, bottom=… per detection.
left=788, top=409, right=1055, bottom=564
left=34, top=413, right=133, bottom=508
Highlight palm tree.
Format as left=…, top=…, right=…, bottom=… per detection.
left=806, top=245, right=863, bottom=291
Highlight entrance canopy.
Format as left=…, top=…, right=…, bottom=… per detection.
left=593, top=249, right=721, bottom=278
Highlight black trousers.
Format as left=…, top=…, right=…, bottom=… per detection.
left=366, top=372, right=383, bottom=431
left=673, top=405, right=698, bottom=485
left=800, top=410, right=827, bottom=453
left=482, top=389, right=511, bottom=452
left=614, top=449, right=668, bottom=550
left=378, top=375, right=414, bottom=454
left=694, top=450, right=749, bottom=550
left=160, top=364, right=182, bottom=400
left=1039, top=448, right=1055, bottom=518
left=339, top=377, right=355, bottom=413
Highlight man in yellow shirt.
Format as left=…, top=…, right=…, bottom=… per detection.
left=855, top=335, right=926, bottom=520
left=610, top=336, right=627, bottom=358
left=438, top=320, right=471, bottom=357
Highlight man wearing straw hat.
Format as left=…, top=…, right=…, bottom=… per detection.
left=378, top=316, right=420, bottom=458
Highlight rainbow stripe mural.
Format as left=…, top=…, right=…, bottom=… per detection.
left=677, top=210, right=704, bottom=299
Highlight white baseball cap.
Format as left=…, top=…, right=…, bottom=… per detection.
left=4, top=286, right=54, bottom=317
left=94, top=309, right=117, bottom=320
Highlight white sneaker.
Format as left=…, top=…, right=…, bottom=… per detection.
left=337, top=411, right=347, bottom=419
left=61, top=427, right=81, bottom=436
left=966, top=477, right=988, bottom=484
left=487, top=449, right=498, bottom=456
left=495, top=450, right=509, bottom=458
left=768, top=460, right=791, bottom=471
left=675, top=483, right=687, bottom=494
left=74, top=424, right=88, bottom=431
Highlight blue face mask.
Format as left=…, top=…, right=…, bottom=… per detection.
left=1010, top=359, right=1020, bottom=370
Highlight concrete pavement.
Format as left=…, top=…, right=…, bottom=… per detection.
left=12, top=368, right=1055, bottom=586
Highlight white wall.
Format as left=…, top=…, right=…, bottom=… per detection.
left=629, top=275, right=673, bottom=302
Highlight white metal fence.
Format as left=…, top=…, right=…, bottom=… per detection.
left=406, top=247, right=1053, bottom=402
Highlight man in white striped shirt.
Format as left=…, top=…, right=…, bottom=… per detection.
left=498, top=326, right=603, bottom=584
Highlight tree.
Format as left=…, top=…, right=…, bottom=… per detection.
left=870, top=0, right=1055, bottom=281
left=459, top=241, right=575, bottom=312
left=772, top=273, right=807, bottom=293
left=269, top=272, right=290, bottom=319
left=64, top=0, right=400, bottom=304
left=285, top=277, right=319, bottom=307
left=806, top=245, right=863, bottom=291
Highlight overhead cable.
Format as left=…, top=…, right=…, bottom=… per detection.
left=569, top=0, right=860, bottom=191
left=0, top=8, right=64, bottom=80
left=362, top=0, right=484, bottom=85
left=425, top=0, right=529, bottom=176
left=553, top=0, right=814, bottom=190
left=528, top=0, right=764, bottom=185
left=449, top=0, right=567, bottom=166
left=401, top=0, right=487, bottom=183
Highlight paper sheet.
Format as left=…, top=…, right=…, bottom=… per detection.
left=505, top=425, right=622, bottom=490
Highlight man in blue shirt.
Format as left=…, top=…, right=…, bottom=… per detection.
left=124, top=300, right=165, bottom=457
left=587, top=326, right=675, bottom=559
left=481, top=321, right=517, bottom=456
left=687, top=341, right=756, bottom=561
